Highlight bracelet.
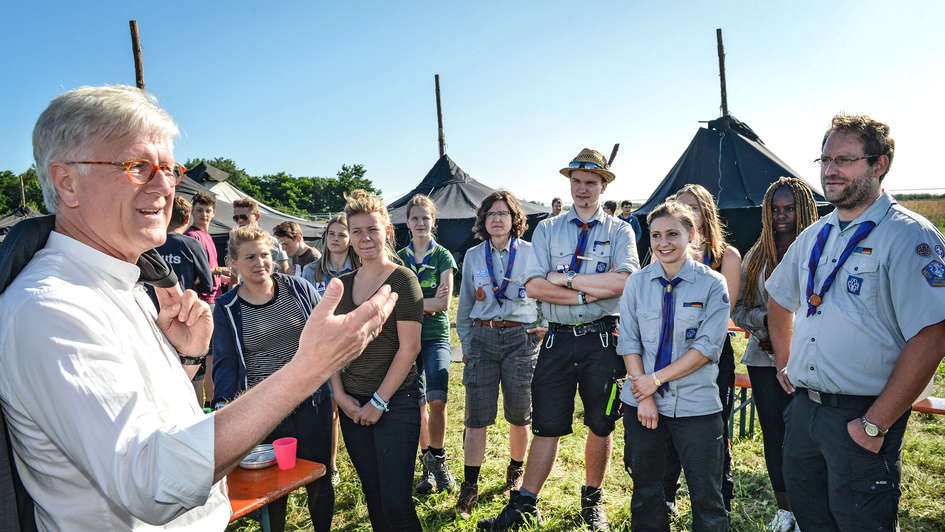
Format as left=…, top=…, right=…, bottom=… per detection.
left=652, top=373, right=662, bottom=387
left=577, top=291, right=587, bottom=305
left=371, top=392, right=390, bottom=412
left=178, top=354, right=206, bottom=366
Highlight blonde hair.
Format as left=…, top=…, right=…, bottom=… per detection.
left=228, top=225, right=270, bottom=260
left=671, top=184, right=728, bottom=269
left=405, top=194, right=437, bottom=221
left=646, top=200, right=696, bottom=234
left=343, top=189, right=399, bottom=262
left=309, top=215, right=362, bottom=283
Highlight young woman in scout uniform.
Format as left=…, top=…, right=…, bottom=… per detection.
left=665, top=183, right=741, bottom=512
left=395, top=194, right=458, bottom=494
left=733, top=177, right=819, bottom=532
left=302, top=214, right=361, bottom=485
left=619, top=200, right=731, bottom=531
left=330, top=190, right=424, bottom=532
left=452, top=190, right=541, bottom=518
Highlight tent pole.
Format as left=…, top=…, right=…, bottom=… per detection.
left=608, top=143, right=620, bottom=166
left=716, top=28, right=728, bottom=117
left=129, top=20, right=145, bottom=90
left=435, top=74, right=445, bottom=157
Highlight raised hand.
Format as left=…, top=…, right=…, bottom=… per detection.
left=155, top=284, right=212, bottom=357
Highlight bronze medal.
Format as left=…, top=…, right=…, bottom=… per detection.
left=476, top=286, right=486, bottom=301
left=808, top=294, right=822, bottom=307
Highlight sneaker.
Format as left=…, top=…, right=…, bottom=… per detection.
left=665, top=501, right=680, bottom=520
left=503, top=464, right=524, bottom=494
left=580, top=486, right=610, bottom=531
left=330, top=469, right=340, bottom=486
left=477, top=491, right=540, bottom=531
left=454, top=481, right=479, bottom=519
left=415, top=451, right=436, bottom=494
left=425, top=450, right=456, bottom=493
left=766, top=509, right=797, bottom=532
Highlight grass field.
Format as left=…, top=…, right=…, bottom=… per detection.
left=229, top=198, right=945, bottom=531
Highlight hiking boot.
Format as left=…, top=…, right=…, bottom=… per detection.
left=503, top=463, right=524, bottom=494
left=766, top=509, right=797, bottom=532
left=581, top=486, right=610, bottom=531
left=477, top=490, right=540, bottom=531
left=454, top=481, right=479, bottom=519
left=424, top=449, right=456, bottom=493
left=330, top=469, right=340, bottom=486
left=415, top=451, right=436, bottom=494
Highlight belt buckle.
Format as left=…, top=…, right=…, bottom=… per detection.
left=807, top=389, right=822, bottom=404
left=573, top=323, right=588, bottom=336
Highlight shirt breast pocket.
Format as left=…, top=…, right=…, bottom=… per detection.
left=553, top=248, right=575, bottom=273
left=474, top=274, right=491, bottom=288
left=637, top=310, right=661, bottom=346
left=839, top=256, right=879, bottom=310
left=589, top=247, right=611, bottom=274
left=677, top=307, right=704, bottom=345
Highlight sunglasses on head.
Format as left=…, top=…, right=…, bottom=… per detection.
left=569, top=161, right=603, bottom=170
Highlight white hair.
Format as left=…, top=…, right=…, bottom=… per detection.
left=32, top=85, right=179, bottom=213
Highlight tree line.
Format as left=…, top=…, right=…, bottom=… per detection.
left=0, top=159, right=380, bottom=218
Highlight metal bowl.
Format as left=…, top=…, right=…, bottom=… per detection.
left=239, top=444, right=277, bottom=469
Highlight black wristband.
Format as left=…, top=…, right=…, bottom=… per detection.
left=179, top=354, right=206, bottom=366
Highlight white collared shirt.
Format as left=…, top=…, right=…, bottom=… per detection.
left=0, top=232, right=229, bottom=530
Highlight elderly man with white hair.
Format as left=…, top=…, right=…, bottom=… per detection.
left=0, top=85, right=397, bottom=530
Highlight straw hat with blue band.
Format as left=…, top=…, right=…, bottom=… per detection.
left=559, top=148, right=616, bottom=183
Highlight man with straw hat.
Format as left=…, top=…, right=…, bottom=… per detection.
left=479, top=148, right=639, bottom=531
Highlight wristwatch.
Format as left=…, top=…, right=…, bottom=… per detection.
left=566, top=270, right=578, bottom=289
left=861, top=416, right=887, bottom=437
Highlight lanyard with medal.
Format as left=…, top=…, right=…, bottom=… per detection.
left=805, top=222, right=876, bottom=316
left=481, top=238, right=518, bottom=306
left=407, top=240, right=437, bottom=283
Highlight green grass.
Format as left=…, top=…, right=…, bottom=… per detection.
left=228, top=310, right=945, bottom=531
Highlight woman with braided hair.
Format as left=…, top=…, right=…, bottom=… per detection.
left=733, top=177, right=819, bottom=531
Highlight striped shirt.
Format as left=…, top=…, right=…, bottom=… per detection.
left=238, top=276, right=308, bottom=388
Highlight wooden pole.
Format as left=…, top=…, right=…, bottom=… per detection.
left=19, top=174, right=26, bottom=209
left=435, top=74, right=445, bottom=157
left=129, top=20, right=145, bottom=90
left=716, top=28, right=728, bottom=116
left=608, top=143, right=620, bottom=166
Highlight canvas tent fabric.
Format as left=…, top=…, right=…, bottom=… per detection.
left=633, top=115, right=828, bottom=257
left=185, top=161, right=231, bottom=184
left=387, top=154, right=551, bottom=257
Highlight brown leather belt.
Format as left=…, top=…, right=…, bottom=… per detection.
left=474, top=319, right=524, bottom=329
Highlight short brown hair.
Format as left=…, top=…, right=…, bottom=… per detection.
left=233, top=198, right=260, bottom=216
left=473, top=190, right=528, bottom=241
left=822, top=114, right=895, bottom=180
left=191, top=191, right=216, bottom=208
left=228, top=225, right=270, bottom=260
left=169, top=196, right=192, bottom=228
left=273, top=221, right=302, bottom=240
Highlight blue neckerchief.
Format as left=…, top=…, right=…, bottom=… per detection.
left=654, top=276, right=683, bottom=396
left=702, top=251, right=711, bottom=266
left=484, top=237, right=518, bottom=306
left=570, top=219, right=599, bottom=272
left=406, top=240, right=436, bottom=282
left=805, top=222, right=876, bottom=316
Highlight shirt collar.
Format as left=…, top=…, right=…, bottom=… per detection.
left=647, top=258, right=696, bottom=284
left=489, top=238, right=512, bottom=253
left=567, top=206, right=606, bottom=225
left=46, top=231, right=141, bottom=291
left=826, top=191, right=894, bottom=230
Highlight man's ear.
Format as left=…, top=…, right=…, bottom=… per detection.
left=600, top=180, right=609, bottom=194
left=49, top=163, right=79, bottom=208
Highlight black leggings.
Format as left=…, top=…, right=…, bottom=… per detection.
left=747, top=365, right=792, bottom=493
left=663, top=335, right=735, bottom=508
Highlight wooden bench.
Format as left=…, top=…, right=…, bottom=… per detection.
left=228, top=458, right=326, bottom=532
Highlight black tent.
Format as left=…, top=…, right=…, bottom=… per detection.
left=634, top=115, right=828, bottom=257
left=388, top=155, right=551, bottom=258
left=185, top=162, right=231, bottom=184
left=0, top=207, right=42, bottom=242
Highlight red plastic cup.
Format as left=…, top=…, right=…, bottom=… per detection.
left=272, top=437, right=297, bottom=470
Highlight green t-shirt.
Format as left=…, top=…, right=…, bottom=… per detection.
left=397, top=242, right=457, bottom=342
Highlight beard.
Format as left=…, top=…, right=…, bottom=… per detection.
left=823, top=171, right=879, bottom=210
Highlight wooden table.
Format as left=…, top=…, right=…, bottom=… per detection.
left=228, top=458, right=326, bottom=530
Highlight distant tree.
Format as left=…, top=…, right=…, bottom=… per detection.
left=0, top=168, right=47, bottom=216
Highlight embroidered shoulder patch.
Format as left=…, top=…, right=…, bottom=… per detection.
left=685, top=328, right=698, bottom=340
left=722, top=293, right=729, bottom=304
left=916, top=243, right=931, bottom=257
left=922, top=260, right=945, bottom=287
left=846, top=275, right=863, bottom=295
left=935, top=244, right=945, bottom=259
left=596, top=261, right=607, bottom=273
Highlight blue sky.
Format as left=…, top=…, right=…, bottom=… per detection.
left=3, top=1, right=943, bottom=205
